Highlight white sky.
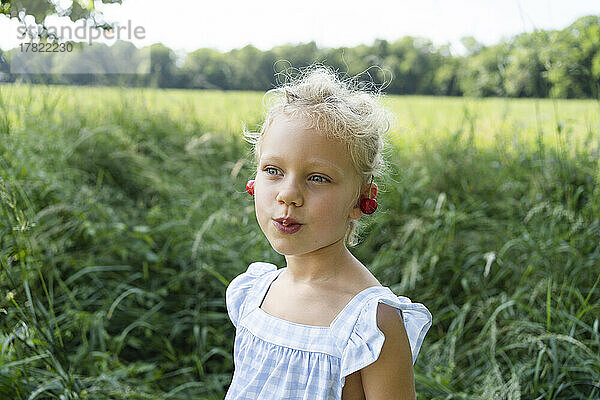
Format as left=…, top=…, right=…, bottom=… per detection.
left=1, top=0, right=599, bottom=57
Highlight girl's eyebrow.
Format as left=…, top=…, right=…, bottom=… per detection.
left=260, top=155, right=344, bottom=176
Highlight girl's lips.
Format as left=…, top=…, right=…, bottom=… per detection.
left=273, top=220, right=303, bottom=234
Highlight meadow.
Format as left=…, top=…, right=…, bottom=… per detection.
left=0, top=84, right=599, bottom=399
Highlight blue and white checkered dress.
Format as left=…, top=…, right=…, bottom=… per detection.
left=225, top=262, right=432, bottom=400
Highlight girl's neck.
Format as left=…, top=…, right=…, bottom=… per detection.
left=283, top=238, right=360, bottom=284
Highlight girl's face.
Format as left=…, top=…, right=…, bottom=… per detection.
left=254, top=115, right=363, bottom=256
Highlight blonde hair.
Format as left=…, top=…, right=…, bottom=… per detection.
left=242, top=64, right=393, bottom=247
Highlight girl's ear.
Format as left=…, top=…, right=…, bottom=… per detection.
left=349, top=204, right=362, bottom=220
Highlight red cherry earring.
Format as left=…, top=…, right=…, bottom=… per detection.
left=246, top=180, right=255, bottom=196
left=360, top=176, right=378, bottom=214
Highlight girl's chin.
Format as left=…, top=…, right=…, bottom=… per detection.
left=267, top=233, right=306, bottom=250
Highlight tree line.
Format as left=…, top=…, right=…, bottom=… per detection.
left=0, top=15, right=598, bottom=98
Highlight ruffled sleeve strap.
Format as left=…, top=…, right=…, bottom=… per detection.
left=339, top=290, right=432, bottom=383
left=225, top=262, right=277, bottom=329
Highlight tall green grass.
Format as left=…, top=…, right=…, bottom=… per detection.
left=0, top=84, right=598, bottom=399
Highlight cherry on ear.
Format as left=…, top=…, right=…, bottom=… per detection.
left=369, top=184, right=377, bottom=199
left=360, top=198, right=378, bottom=214
left=246, top=180, right=255, bottom=196
left=359, top=177, right=378, bottom=214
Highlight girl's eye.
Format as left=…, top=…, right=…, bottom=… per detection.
left=263, top=168, right=329, bottom=183
left=309, top=175, right=329, bottom=183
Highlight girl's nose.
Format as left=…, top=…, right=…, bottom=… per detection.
left=275, top=178, right=303, bottom=207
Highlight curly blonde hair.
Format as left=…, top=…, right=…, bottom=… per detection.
left=242, top=64, right=393, bottom=247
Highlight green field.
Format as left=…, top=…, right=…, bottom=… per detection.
left=1, top=84, right=599, bottom=399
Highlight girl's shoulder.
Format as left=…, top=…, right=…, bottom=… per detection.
left=334, top=287, right=432, bottom=385
left=225, top=262, right=278, bottom=329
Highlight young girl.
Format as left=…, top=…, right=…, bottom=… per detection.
left=225, top=66, right=432, bottom=400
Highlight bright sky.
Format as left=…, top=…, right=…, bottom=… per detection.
left=1, top=0, right=599, bottom=57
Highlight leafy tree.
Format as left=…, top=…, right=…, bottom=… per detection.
left=1, top=12, right=598, bottom=99
left=458, top=43, right=510, bottom=97
left=461, top=36, right=484, bottom=56
left=148, top=43, right=179, bottom=88
left=432, top=47, right=461, bottom=96
left=318, top=46, right=357, bottom=77
left=563, top=15, right=600, bottom=98
left=382, top=37, right=438, bottom=94
left=227, top=45, right=275, bottom=91
left=503, top=31, right=550, bottom=97
left=183, top=48, right=233, bottom=90
left=272, top=41, right=320, bottom=72
left=2, top=0, right=122, bottom=40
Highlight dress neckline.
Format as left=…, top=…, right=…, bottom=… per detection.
left=256, top=267, right=384, bottom=330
